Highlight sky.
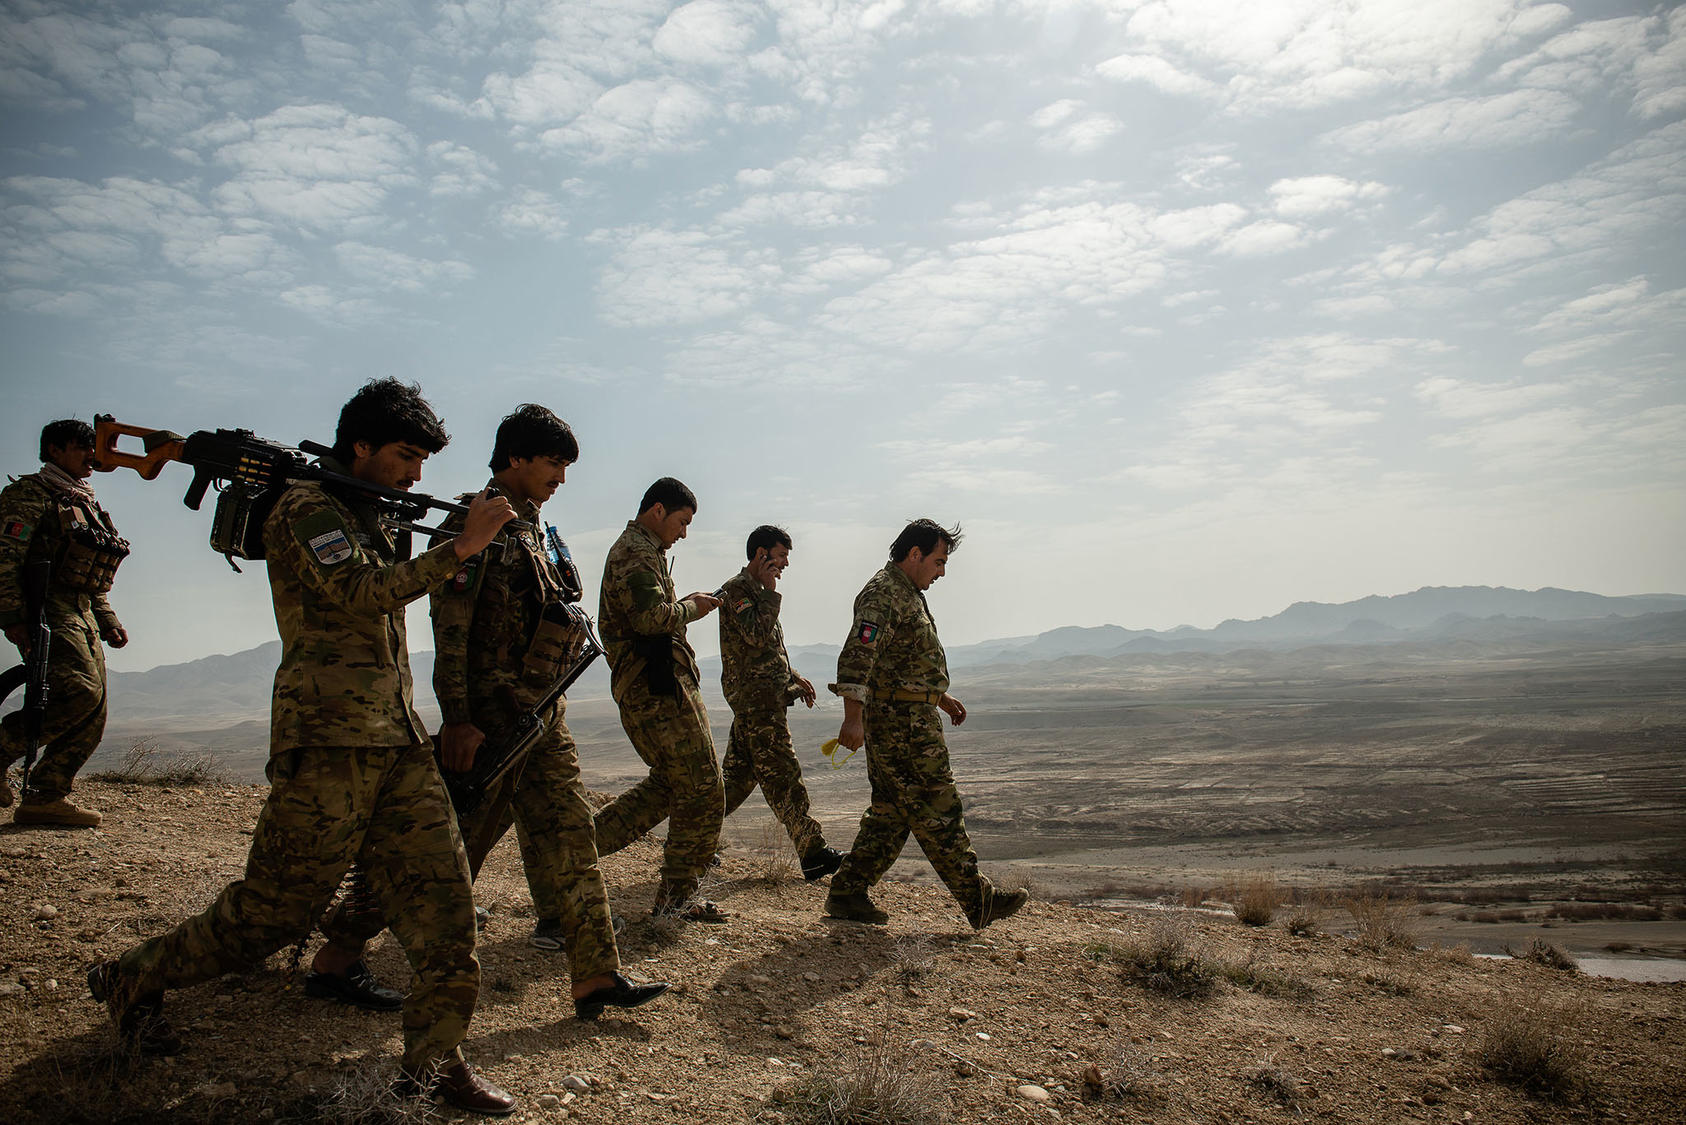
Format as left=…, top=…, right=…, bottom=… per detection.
left=1, top=0, right=1683, bottom=674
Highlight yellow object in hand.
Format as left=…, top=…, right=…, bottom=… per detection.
left=820, top=738, right=857, bottom=770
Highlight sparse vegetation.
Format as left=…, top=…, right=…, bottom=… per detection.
left=277, top=1064, right=440, bottom=1125
left=1091, top=916, right=1218, bottom=998
left=1218, top=950, right=1315, bottom=1001
left=1228, top=871, right=1281, bottom=927
left=891, top=935, right=936, bottom=985
left=1505, top=939, right=1578, bottom=973
left=746, top=820, right=796, bottom=885
left=1345, top=888, right=1419, bottom=952
left=1282, top=897, right=1322, bottom=937
left=775, top=1031, right=949, bottom=1125
left=1244, top=1057, right=1304, bottom=1105
left=1477, top=1002, right=1587, bottom=1101
left=1547, top=902, right=1663, bottom=922
left=1360, top=968, right=1414, bottom=996
left=88, top=738, right=228, bottom=787
left=1080, top=1043, right=1162, bottom=1102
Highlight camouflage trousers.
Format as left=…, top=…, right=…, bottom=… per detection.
left=323, top=704, right=620, bottom=984
left=0, top=602, right=105, bottom=801
left=594, top=672, right=723, bottom=909
left=722, top=707, right=825, bottom=858
left=118, top=743, right=477, bottom=1071
left=830, top=702, right=990, bottom=921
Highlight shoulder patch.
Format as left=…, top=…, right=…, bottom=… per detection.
left=291, top=507, right=355, bottom=567
left=857, top=621, right=880, bottom=646
left=628, top=570, right=665, bottom=611
left=451, top=561, right=479, bottom=593
left=734, top=597, right=754, bottom=615
left=1, top=519, right=30, bottom=543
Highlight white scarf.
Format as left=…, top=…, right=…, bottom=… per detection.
left=37, top=461, right=99, bottom=506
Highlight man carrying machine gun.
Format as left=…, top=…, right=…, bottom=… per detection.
left=316, top=404, right=668, bottom=1021
left=0, top=418, right=130, bottom=827
left=88, top=379, right=520, bottom=1115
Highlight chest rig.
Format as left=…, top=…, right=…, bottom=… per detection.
left=41, top=484, right=130, bottom=594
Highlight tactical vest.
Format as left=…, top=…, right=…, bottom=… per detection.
left=34, top=479, right=130, bottom=594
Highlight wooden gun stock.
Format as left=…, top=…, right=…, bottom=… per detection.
left=92, top=415, right=186, bottom=481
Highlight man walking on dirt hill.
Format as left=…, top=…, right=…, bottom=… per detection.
left=824, top=519, right=1027, bottom=930
left=87, top=379, right=522, bottom=1116
left=591, top=478, right=730, bottom=922
left=0, top=418, right=131, bottom=827
left=309, top=403, right=669, bottom=1022
left=717, top=524, right=844, bottom=882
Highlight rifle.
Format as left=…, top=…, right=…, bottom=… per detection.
left=0, top=560, right=53, bottom=794
left=440, top=605, right=604, bottom=817
left=91, top=416, right=530, bottom=570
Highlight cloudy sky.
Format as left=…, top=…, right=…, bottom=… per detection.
left=2, top=0, right=1683, bottom=674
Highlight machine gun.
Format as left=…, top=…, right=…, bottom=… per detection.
left=0, top=560, right=53, bottom=795
left=91, top=416, right=529, bottom=569
left=440, top=605, right=604, bottom=817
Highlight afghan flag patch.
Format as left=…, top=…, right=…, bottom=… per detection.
left=857, top=621, right=880, bottom=645
left=1, top=519, right=30, bottom=543
left=734, top=597, right=753, bottom=614
left=452, top=561, right=479, bottom=592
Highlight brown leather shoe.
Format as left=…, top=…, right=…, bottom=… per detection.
left=404, top=1061, right=516, bottom=1117
left=15, top=796, right=101, bottom=827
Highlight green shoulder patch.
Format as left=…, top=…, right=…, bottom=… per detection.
left=628, top=570, right=665, bottom=611
left=291, top=507, right=355, bottom=567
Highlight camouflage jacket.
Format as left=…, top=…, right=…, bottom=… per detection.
left=431, top=483, right=575, bottom=724
left=0, top=473, right=122, bottom=632
left=829, top=562, right=949, bottom=705
left=263, top=464, right=459, bottom=753
left=598, top=520, right=701, bottom=702
left=718, top=567, right=801, bottom=712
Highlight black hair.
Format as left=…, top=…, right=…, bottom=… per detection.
left=889, top=518, right=962, bottom=562
left=489, top=403, right=578, bottom=471
left=331, top=378, right=449, bottom=463
left=745, top=524, right=792, bottom=560
left=639, top=477, right=697, bottom=515
left=40, top=418, right=94, bottom=462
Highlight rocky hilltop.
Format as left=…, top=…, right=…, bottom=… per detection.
left=1, top=780, right=1681, bottom=1124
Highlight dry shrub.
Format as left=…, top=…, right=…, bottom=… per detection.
left=1244, top=1057, right=1303, bottom=1105
left=1176, top=885, right=1212, bottom=909
left=777, top=1032, right=949, bottom=1124
left=1228, top=871, right=1282, bottom=927
left=1098, top=915, right=1217, bottom=999
left=274, top=1063, right=439, bottom=1124
left=891, top=934, right=936, bottom=985
left=1430, top=942, right=1476, bottom=966
left=1080, top=1043, right=1162, bottom=1102
left=747, top=819, right=797, bottom=885
left=1360, top=968, right=1414, bottom=996
left=1505, top=939, right=1578, bottom=973
left=1477, top=1001, right=1587, bottom=1101
left=89, top=738, right=228, bottom=787
left=1345, top=888, right=1419, bottom=952
left=1219, top=949, right=1314, bottom=1001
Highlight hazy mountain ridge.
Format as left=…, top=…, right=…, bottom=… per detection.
left=97, top=585, right=1685, bottom=725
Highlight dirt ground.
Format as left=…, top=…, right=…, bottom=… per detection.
left=2, top=779, right=1684, bottom=1125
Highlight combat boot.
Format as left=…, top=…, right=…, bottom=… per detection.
left=825, top=892, right=889, bottom=924
left=800, top=845, right=845, bottom=882
left=15, top=796, right=101, bottom=827
left=970, top=886, right=1029, bottom=930
left=87, top=960, right=182, bottom=1056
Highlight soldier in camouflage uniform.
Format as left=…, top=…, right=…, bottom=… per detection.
left=592, top=478, right=728, bottom=921
left=717, top=525, right=843, bottom=881
left=314, top=405, right=668, bottom=1021
left=0, top=419, right=130, bottom=826
left=824, top=519, right=1027, bottom=931
left=87, top=380, right=520, bottom=1116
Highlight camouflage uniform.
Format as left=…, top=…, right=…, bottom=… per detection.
left=717, top=568, right=825, bottom=858
left=828, top=563, right=993, bottom=924
left=113, top=467, right=478, bottom=1072
left=0, top=472, right=126, bottom=802
left=592, top=521, right=722, bottom=909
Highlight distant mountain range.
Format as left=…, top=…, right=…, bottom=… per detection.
left=91, top=585, right=1686, bottom=731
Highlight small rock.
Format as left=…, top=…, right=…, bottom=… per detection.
left=802, top=971, right=821, bottom=983
left=1443, top=1025, right=1465, bottom=1034
left=1016, top=1084, right=1050, bottom=1103
left=975, top=1032, right=991, bottom=1041
left=32, top=904, right=57, bottom=921
left=537, top=1094, right=561, bottom=1109
left=561, top=1074, right=590, bottom=1092
left=0, top=984, right=23, bottom=998
left=774, top=1025, right=796, bottom=1040
left=949, top=1006, right=976, bottom=1021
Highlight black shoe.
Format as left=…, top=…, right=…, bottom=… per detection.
left=88, top=961, right=182, bottom=1056
left=971, top=887, right=1029, bottom=930
left=801, top=845, right=845, bottom=882
left=305, top=960, right=403, bottom=1012
left=573, top=970, right=670, bottom=1021
left=825, top=892, right=888, bottom=925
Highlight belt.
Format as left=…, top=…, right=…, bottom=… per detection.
left=884, top=689, right=944, bottom=705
